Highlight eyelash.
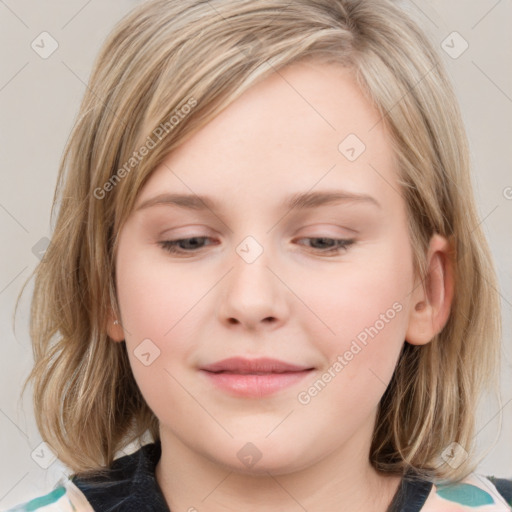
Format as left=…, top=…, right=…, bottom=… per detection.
left=157, top=236, right=355, bottom=257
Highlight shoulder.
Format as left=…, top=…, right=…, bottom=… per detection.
left=421, top=473, right=512, bottom=511
left=4, top=443, right=166, bottom=512
left=487, top=477, right=512, bottom=506
left=4, top=479, right=94, bottom=512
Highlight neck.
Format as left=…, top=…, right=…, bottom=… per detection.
left=155, top=427, right=401, bottom=512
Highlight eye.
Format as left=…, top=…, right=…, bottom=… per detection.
left=295, top=237, right=355, bottom=255
left=158, top=236, right=215, bottom=255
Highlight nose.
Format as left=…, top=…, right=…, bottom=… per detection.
left=217, top=236, right=289, bottom=331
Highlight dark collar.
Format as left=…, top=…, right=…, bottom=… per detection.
left=387, top=472, right=433, bottom=512
left=72, top=442, right=170, bottom=511
left=72, top=442, right=432, bottom=512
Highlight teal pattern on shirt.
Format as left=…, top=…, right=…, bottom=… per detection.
left=436, top=483, right=495, bottom=507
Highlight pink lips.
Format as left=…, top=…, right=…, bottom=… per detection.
left=200, top=357, right=314, bottom=398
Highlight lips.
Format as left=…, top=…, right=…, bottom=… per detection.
left=200, top=357, right=314, bottom=374
left=199, top=357, right=315, bottom=398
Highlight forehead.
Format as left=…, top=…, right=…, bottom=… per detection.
left=135, top=60, right=399, bottom=213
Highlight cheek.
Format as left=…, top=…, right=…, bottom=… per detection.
left=116, top=243, right=208, bottom=341
left=114, top=238, right=204, bottom=394
left=294, top=239, right=412, bottom=409
left=299, top=239, right=412, bottom=352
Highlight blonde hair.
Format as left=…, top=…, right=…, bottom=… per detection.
left=16, top=0, right=501, bottom=483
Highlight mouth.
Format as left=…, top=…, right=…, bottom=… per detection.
left=200, top=356, right=314, bottom=373
left=199, top=357, right=315, bottom=397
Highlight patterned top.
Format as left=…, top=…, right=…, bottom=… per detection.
left=6, top=443, right=512, bottom=512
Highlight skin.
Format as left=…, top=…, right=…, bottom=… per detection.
left=108, top=60, right=454, bottom=511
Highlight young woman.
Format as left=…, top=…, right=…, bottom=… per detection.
left=11, top=0, right=511, bottom=510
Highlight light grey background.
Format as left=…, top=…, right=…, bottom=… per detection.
left=0, top=0, right=511, bottom=508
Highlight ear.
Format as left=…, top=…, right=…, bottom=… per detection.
left=405, top=233, right=455, bottom=346
left=106, top=308, right=125, bottom=342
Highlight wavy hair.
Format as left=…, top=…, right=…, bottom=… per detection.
left=16, top=0, right=501, bottom=483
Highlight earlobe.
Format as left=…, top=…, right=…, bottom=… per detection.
left=106, top=310, right=125, bottom=342
left=405, top=234, right=455, bottom=346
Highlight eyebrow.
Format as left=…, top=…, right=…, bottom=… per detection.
left=135, top=190, right=382, bottom=213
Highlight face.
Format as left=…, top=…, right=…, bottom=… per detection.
left=111, top=60, right=420, bottom=475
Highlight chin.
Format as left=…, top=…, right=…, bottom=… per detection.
left=209, top=436, right=318, bottom=476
